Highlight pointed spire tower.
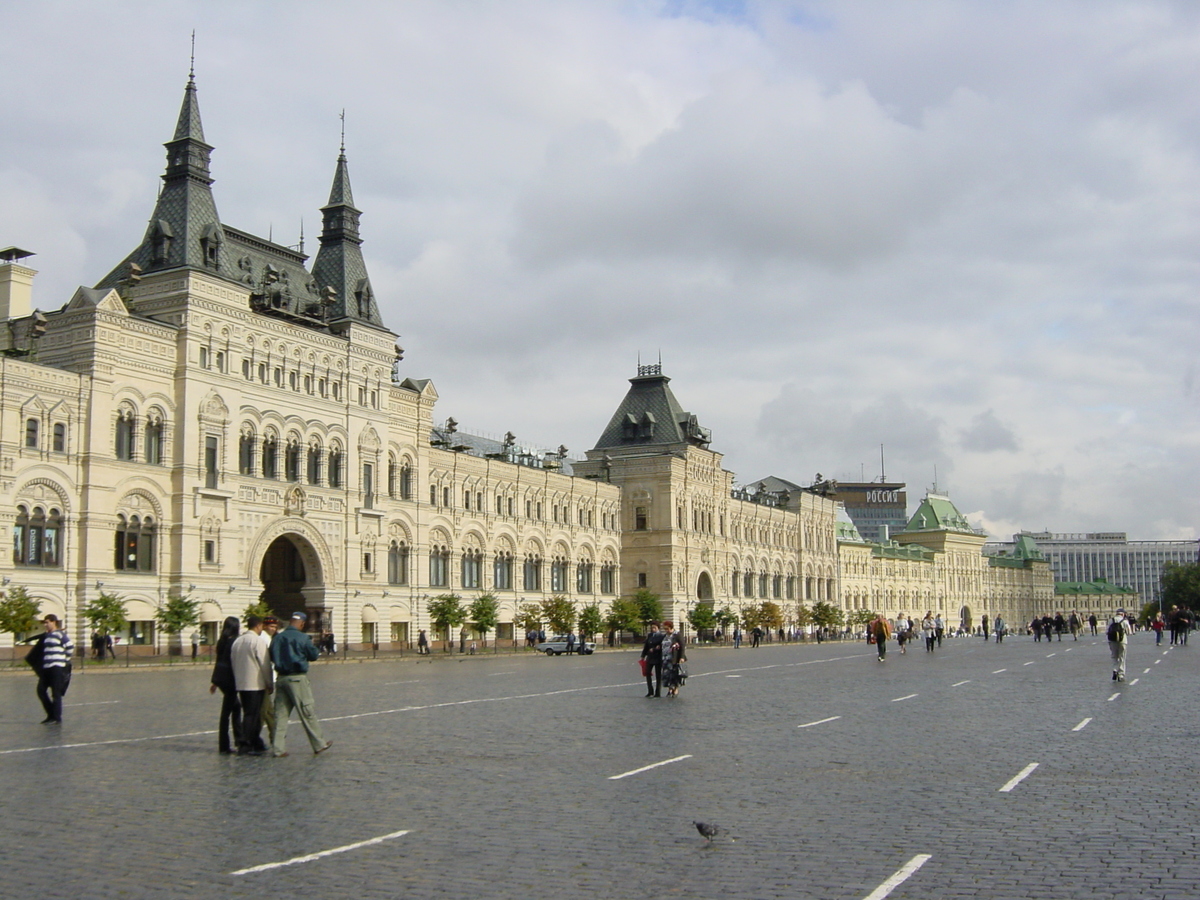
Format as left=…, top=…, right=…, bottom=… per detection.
left=96, top=70, right=227, bottom=288
left=311, top=126, right=384, bottom=328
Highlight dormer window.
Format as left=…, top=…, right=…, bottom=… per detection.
left=200, top=224, right=222, bottom=269
left=152, top=219, right=174, bottom=264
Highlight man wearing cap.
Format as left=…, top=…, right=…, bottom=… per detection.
left=1107, top=608, right=1133, bottom=683
left=269, top=612, right=332, bottom=757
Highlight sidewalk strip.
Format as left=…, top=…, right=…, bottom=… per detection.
left=1072, top=718, right=1092, bottom=732
left=999, top=762, right=1039, bottom=792
left=609, top=754, right=692, bottom=780
left=229, top=829, right=410, bottom=875
left=891, top=693, right=918, bottom=703
left=951, top=680, right=970, bottom=687
left=862, top=853, right=932, bottom=900
left=798, top=716, right=841, bottom=729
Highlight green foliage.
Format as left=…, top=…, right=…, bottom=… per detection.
left=714, top=606, right=738, bottom=629
left=632, top=588, right=662, bottom=627
left=740, top=603, right=763, bottom=630
left=687, top=602, right=718, bottom=638
left=604, top=596, right=640, bottom=636
left=759, top=601, right=784, bottom=630
left=1138, top=602, right=1158, bottom=627
left=468, top=593, right=501, bottom=645
left=154, top=592, right=201, bottom=636
left=811, top=601, right=845, bottom=629
left=514, top=602, right=542, bottom=633
left=791, top=602, right=813, bottom=628
left=539, top=596, right=576, bottom=634
left=82, top=592, right=128, bottom=636
left=1161, top=561, right=1200, bottom=612
left=427, top=594, right=467, bottom=637
left=242, top=600, right=273, bottom=624
left=577, top=603, right=604, bottom=641
left=0, top=586, right=41, bottom=637
left=847, top=608, right=877, bottom=630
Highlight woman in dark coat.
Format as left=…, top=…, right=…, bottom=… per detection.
left=208, top=616, right=242, bottom=754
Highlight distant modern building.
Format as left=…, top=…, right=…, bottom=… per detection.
left=831, top=481, right=908, bottom=543
left=984, top=532, right=1199, bottom=608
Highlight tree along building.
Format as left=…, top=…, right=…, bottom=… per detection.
left=1, top=75, right=1054, bottom=652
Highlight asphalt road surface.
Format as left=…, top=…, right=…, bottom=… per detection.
left=0, top=633, right=1195, bottom=900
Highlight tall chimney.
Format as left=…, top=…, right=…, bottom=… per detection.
left=0, top=248, right=37, bottom=320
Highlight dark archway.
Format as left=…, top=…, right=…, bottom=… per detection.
left=696, top=571, right=714, bottom=601
left=259, top=535, right=328, bottom=632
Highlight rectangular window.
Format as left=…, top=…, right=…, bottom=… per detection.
left=204, top=436, right=218, bottom=489
left=216, top=350, right=225, bottom=372
left=199, top=346, right=210, bottom=369
left=443, top=487, right=450, bottom=507
left=243, top=359, right=252, bottom=379
left=304, top=375, right=312, bottom=394
left=204, top=540, right=216, bottom=563
left=363, top=463, right=374, bottom=509
left=635, top=507, right=648, bottom=530
left=637, top=572, right=648, bottom=588
left=25, top=418, right=38, bottom=449
left=53, top=423, right=65, bottom=453
left=363, top=552, right=373, bottom=573
left=258, top=363, right=267, bottom=383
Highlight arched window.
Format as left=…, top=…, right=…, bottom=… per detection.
left=600, top=562, right=616, bottom=594
left=461, top=549, right=482, bottom=589
left=493, top=551, right=513, bottom=590
left=400, top=462, right=413, bottom=500
left=576, top=560, right=594, bottom=593
left=429, top=544, right=450, bottom=587
left=523, top=555, right=542, bottom=591
left=328, top=444, right=344, bottom=488
left=550, top=556, right=568, bottom=593
left=53, top=423, right=66, bottom=452
left=261, top=434, right=278, bottom=479
left=24, top=418, right=39, bottom=449
left=13, top=505, right=62, bottom=567
left=387, top=456, right=397, bottom=498
left=307, top=439, right=323, bottom=485
left=238, top=428, right=256, bottom=475
left=144, top=412, right=164, bottom=465
left=115, top=514, right=155, bottom=571
left=115, top=408, right=136, bottom=461
left=285, top=437, right=301, bottom=483
left=388, top=541, right=409, bottom=585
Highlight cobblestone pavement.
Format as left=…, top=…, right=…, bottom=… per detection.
left=0, top=634, right=1196, bottom=900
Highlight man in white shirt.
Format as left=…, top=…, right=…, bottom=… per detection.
left=231, top=615, right=273, bottom=755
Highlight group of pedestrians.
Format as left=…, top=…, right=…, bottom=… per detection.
left=209, top=611, right=332, bottom=758
left=639, top=621, right=687, bottom=697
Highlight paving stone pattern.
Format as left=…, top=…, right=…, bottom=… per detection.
left=0, top=634, right=1195, bottom=899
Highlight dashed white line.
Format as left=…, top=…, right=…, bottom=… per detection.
left=383, top=680, right=419, bottom=685
left=992, top=668, right=1007, bottom=674
left=862, top=853, right=933, bottom=900
left=229, top=829, right=411, bottom=875
left=1129, top=678, right=1139, bottom=686
left=486, top=672, right=516, bottom=676
left=1023, top=661, right=1035, bottom=666
left=1143, top=668, right=1151, bottom=674
left=1107, top=692, right=1121, bottom=702
left=0, top=729, right=215, bottom=756
left=1046, top=653, right=1056, bottom=658
left=1072, top=718, right=1092, bottom=732
left=608, top=754, right=692, bottom=780
left=1154, top=660, right=1162, bottom=665
left=999, top=762, right=1039, bottom=792
left=798, top=716, right=841, bottom=729
left=891, top=693, right=918, bottom=703
left=726, top=675, right=742, bottom=678
left=64, top=700, right=122, bottom=707
left=951, top=680, right=971, bottom=687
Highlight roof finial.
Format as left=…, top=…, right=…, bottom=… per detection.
left=189, top=30, right=196, bottom=83
left=298, top=218, right=305, bottom=254
left=339, top=109, right=346, bottom=156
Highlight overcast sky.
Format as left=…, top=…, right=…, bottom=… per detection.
left=3, top=1, right=1198, bottom=540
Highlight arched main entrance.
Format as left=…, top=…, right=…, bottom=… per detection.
left=259, top=534, right=328, bottom=631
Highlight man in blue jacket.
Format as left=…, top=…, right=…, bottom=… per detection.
left=269, top=612, right=332, bottom=757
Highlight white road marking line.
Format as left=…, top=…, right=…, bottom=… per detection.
left=992, top=668, right=1007, bottom=674
left=726, top=675, right=742, bottom=678
left=798, top=716, right=841, bottom=728
left=1143, top=668, right=1151, bottom=674
left=383, top=680, right=419, bottom=685
left=608, top=754, right=692, bottom=780
left=1065, top=648, right=1072, bottom=652
left=1163, top=650, right=1169, bottom=656
left=862, top=853, right=933, bottom=900
left=999, top=762, right=1039, bottom=792
left=229, top=829, right=411, bottom=875
left=1154, top=660, right=1162, bottom=665
left=486, top=672, right=516, bottom=676
left=0, top=729, right=216, bottom=756
left=1046, top=653, right=1056, bottom=657
left=1129, top=678, right=1139, bottom=685
left=1023, top=661, right=1035, bottom=666
left=64, top=700, right=122, bottom=707
left=1107, top=692, right=1120, bottom=701
left=1072, top=718, right=1092, bottom=732
left=951, top=680, right=971, bottom=687
left=891, top=694, right=918, bottom=702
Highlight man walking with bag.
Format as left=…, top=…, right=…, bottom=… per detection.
left=32, top=615, right=73, bottom=724
left=270, top=612, right=332, bottom=757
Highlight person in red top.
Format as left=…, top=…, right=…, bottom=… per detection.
left=1151, top=611, right=1165, bottom=645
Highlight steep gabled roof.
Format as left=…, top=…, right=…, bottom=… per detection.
left=903, top=493, right=978, bottom=534
left=592, top=365, right=711, bottom=452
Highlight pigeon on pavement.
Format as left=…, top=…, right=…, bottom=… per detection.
left=693, top=821, right=720, bottom=842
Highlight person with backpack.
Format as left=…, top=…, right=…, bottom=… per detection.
left=1107, top=609, right=1132, bottom=682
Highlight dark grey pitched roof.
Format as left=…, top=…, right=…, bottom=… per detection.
left=592, top=366, right=711, bottom=451
left=311, top=150, right=384, bottom=328
left=429, top=424, right=575, bottom=475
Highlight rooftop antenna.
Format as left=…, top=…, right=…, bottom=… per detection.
left=932, top=464, right=939, bottom=494
left=268, top=223, right=273, bottom=244
left=189, top=30, right=196, bottom=82
left=339, top=109, right=346, bottom=155
left=298, top=218, right=304, bottom=254
left=880, top=443, right=886, bottom=483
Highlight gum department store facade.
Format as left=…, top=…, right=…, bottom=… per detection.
left=0, top=78, right=1051, bottom=652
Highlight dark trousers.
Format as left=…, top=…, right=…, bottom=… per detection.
left=237, top=690, right=267, bottom=752
left=36, top=666, right=67, bottom=721
left=645, top=660, right=662, bottom=696
left=217, top=685, right=242, bottom=753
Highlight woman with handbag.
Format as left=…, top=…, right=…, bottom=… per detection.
left=661, top=621, right=687, bottom=698
left=208, top=616, right=242, bottom=754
